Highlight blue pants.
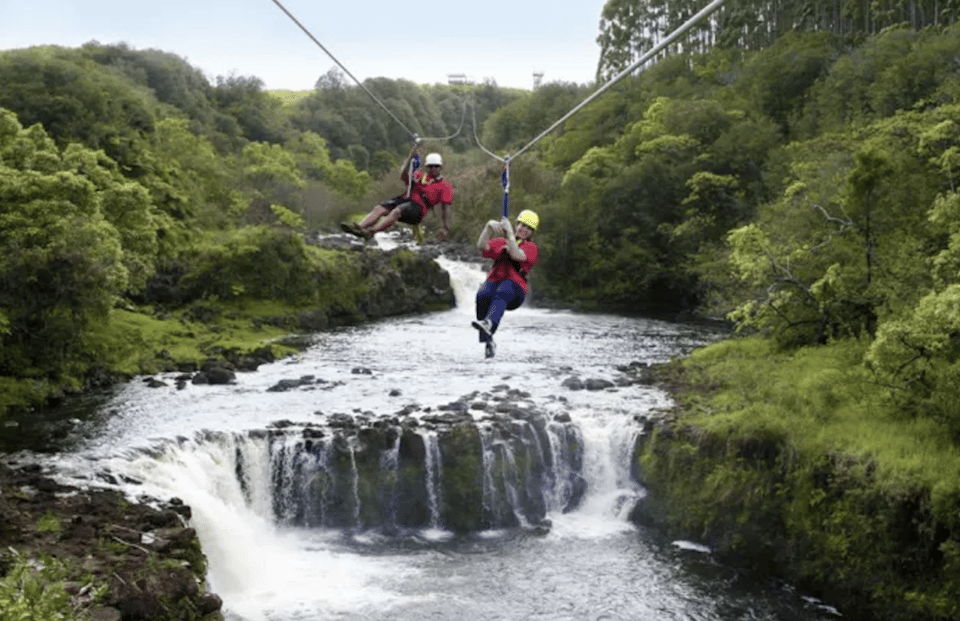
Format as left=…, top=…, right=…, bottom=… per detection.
left=475, top=280, right=525, bottom=342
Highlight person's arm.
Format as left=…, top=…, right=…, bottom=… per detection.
left=477, top=219, right=503, bottom=251
left=399, top=146, right=420, bottom=181
left=501, top=216, right=527, bottom=262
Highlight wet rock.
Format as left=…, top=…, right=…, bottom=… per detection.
left=198, top=591, right=224, bottom=616
left=561, top=377, right=584, bottom=390
left=422, top=411, right=473, bottom=425
left=585, top=378, right=615, bottom=391
left=191, top=367, right=236, bottom=385
left=266, top=376, right=315, bottom=392
left=563, top=474, right=588, bottom=513
left=327, top=413, right=357, bottom=428
left=438, top=400, right=469, bottom=413
left=88, top=606, right=123, bottom=621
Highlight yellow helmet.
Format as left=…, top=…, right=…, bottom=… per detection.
left=517, top=209, right=539, bottom=231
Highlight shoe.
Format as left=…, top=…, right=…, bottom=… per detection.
left=471, top=318, right=493, bottom=337
left=485, top=341, right=496, bottom=358
left=340, top=222, right=365, bottom=238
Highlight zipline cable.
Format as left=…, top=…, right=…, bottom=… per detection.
left=464, top=0, right=728, bottom=220
left=418, top=99, right=469, bottom=143
left=272, top=0, right=727, bottom=220
left=269, top=0, right=420, bottom=139
left=507, top=0, right=729, bottom=162
left=470, top=102, right=512, bottom=217
left=471, top=102, right=506, bottom=163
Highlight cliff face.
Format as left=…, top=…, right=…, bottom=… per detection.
left=631, top=414, right=960, bottom=621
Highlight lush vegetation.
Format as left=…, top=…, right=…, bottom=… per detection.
left=4, top=1, right=960, bottom=616
left=640, top=337, right=960, bottom=620
left=0, top=553, right=78, bottom=621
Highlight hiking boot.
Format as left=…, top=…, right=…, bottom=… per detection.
left=485, top=340, right=496, bottom=359
left=471, top=318, right=493, bottom=337
left=340, top=222, right=365, bottom=238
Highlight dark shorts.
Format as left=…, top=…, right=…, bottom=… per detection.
left=379, top=196, right=423, bottom=225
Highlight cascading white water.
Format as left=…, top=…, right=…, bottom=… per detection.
left=27, top=238, right=839, bottom=620
left=545, top=420, right=576, bottom=513
left=380, top=431, right=401, bottom=526
left=420, top=429, right=442, bottom=529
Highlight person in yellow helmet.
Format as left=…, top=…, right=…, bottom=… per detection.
left=471, top=210, right=540, bottom=358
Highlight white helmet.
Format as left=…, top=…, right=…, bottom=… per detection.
left=424, top=153, right=443, bottom=166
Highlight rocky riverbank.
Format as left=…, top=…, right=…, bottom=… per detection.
left=0, top=461, right=222, bottom=621
left=0, top=235, right=472, bottom=620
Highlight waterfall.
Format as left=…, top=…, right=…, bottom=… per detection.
left=421, top=429, right=442, bottom=529
left=435, top=256, right=487, bottom=309
left=545, top=420, right=577, bottom=512
left=380, top=432, right=401, bottom=526
left=108, top=411, right=600, bottom=535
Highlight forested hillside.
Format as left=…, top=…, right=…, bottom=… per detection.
left=2, top=5, right=960, bottom=461
left=4, top=0, right=960, bottom=618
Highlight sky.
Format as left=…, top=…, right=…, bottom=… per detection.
left=1, top=0, right=609, bottom=91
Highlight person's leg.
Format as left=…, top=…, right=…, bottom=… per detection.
left=484, top=281, right=525, bottom=335
left=368, top=207, right=403, bottom=234
left=474, top=281, right=496, bottom=342
left=358, top=205, right=390, bottom=229
left=473, top=281, right=524, bottom=342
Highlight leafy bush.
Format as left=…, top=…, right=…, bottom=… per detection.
left=866, top=285, right=960, bottom=439
left=179, top=226, right=322, bottom=304
left=0, top=553, right=74, bottom=621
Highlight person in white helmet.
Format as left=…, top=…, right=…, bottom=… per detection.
left=471, top=209, right=540, bottom=358
left=341, top=147, right=453, bottom=241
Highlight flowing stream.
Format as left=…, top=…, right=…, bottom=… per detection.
left=6, top=241, right=842, bottom=621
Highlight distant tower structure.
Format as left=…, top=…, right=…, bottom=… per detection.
left=533, top=71, right=545, bottom=89
left=447, top=73, right=469, bottom=85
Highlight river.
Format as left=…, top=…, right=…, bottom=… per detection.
left=5, top=242, right=842, bottom=621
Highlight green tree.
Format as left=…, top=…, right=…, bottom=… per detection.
left=146, top=117, right=243, bottom=233
left=285, top=131, right=370, bottom=200
left=212, top=74, right=290, bottom=145
left=0, top=109, right=127, bottom=378
left=726, top=112, right=944, bottom=346
left=866, top=285, right=960, bottom=438
left=738, top=31, right=842, bottom=138
left=237, top=142, right=305, bottom=224
left=0, top=47, right=158, bottom=175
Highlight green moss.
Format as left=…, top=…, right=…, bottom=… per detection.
left=0, top=377, right=58, bottom=417
left=86, top=303, right=301, bottom=376
left=35, top=513, right=61, bottom=533
left=439, top=424, right=485, bottom=532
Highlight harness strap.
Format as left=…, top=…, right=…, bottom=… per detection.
left=501, top=245, right=528, bottom=281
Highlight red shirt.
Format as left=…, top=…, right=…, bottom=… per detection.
left=482, top=238, right=539, bottom=293
left=409, top=170, right=454, bottom=217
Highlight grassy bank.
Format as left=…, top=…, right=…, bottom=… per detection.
left=639, top=336, right=960, bottom=621
left=0, top=240, right=456, bottom=419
